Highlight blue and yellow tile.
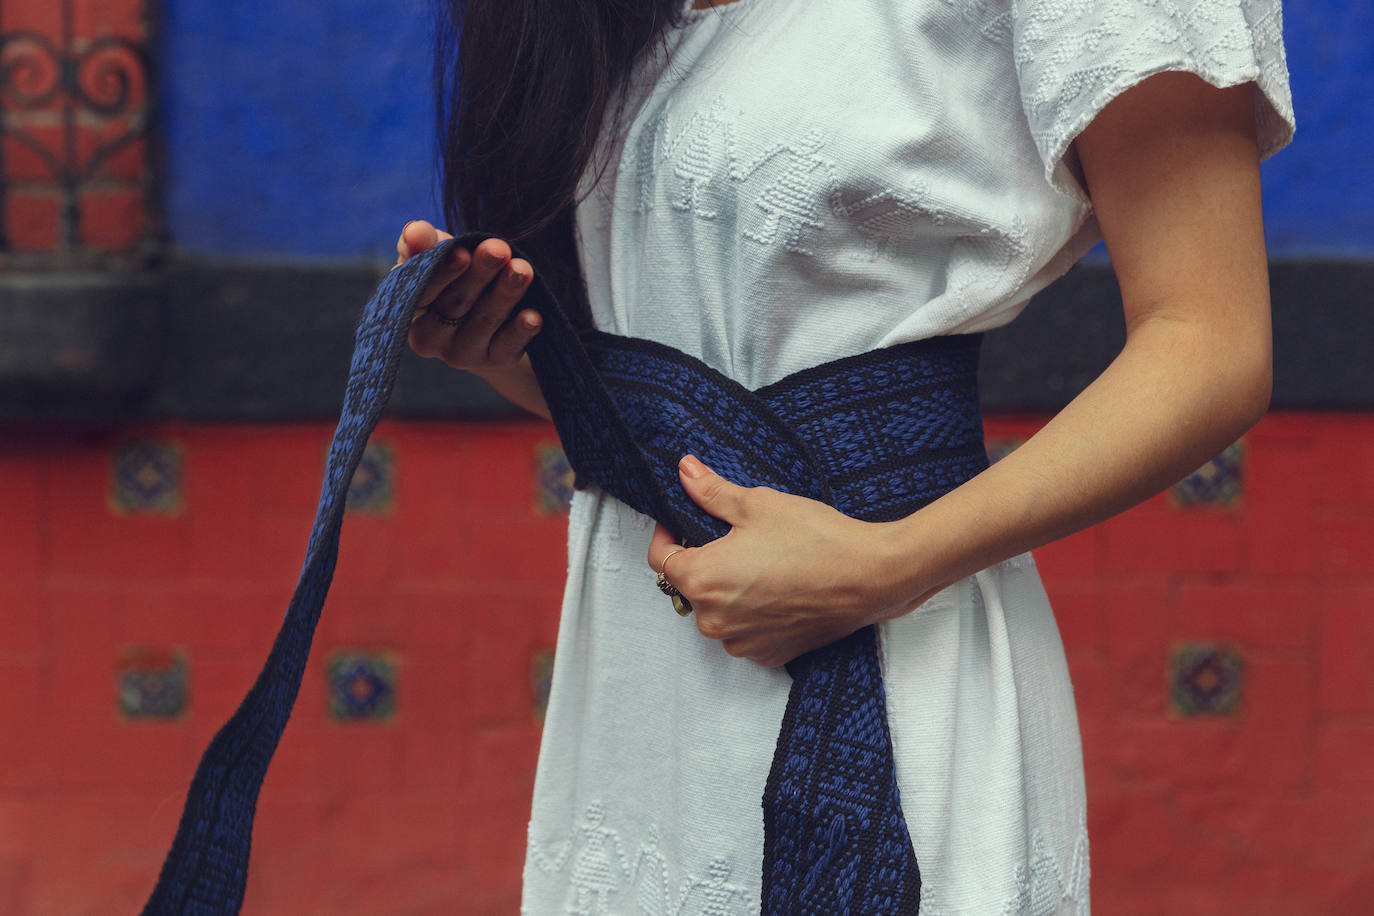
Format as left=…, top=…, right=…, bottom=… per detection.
left=117, top=647, right=189, bottom=720
left=345, top=442, right=396, bottom=515
left=1172, top=441, right=1245, bottom=508
left=535, top=442, right=575, bottom=515
left=1168, top=642, right=1244, bottom=717
left=109, top=440, right=184, bottom=516
left=327, top=650, right=397, bottom=721
left=530, top=648, right=555, bottom=724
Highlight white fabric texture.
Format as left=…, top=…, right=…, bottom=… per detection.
left=520, top=1, right=1295, bottom=914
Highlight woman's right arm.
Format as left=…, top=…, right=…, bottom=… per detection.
left=399, top=220, right=551, bottom=420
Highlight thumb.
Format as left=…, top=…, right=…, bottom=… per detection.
left=678, top=455, right=747, bottom=524
left=401, top=219, right=440, bottom=258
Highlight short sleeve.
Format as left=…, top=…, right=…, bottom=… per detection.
left=1012, top=0, right=1297, bottom=201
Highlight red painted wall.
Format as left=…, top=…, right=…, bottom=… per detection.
left=4, top=1, right=1371, bottom=912
left=2, top=413, right=1372, bottom=914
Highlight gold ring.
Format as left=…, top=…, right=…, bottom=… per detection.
left=655, top=548, right=693, bottom=616
left=658, top=548, right=685, bottom=577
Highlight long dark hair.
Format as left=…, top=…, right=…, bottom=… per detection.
left=435, top=0, right=687, bottom=322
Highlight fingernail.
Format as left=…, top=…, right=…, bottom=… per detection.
left=402, top=219, right=420, bottom=233
left=679, top=455, right=708, bottom=479
left=509, top=269, right=528, bottom=287
left=521, top=313, right=540, bottom=329
left=482, top=249, right=505, bottom=268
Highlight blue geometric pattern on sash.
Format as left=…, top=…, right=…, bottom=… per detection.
left=561, top=332, right=987, bottom=915
left=141, top=231, right=988, bottom=915
left=140, top=242, right=456, bottom=915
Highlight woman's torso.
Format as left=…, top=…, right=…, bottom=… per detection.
left=574, top=0, right=1096, bottom=389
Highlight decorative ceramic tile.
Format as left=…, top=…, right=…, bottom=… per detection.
left=109, top=441, right=184, bottom=515
left=327, top=650, right=397, bottom=721
left=117, top=647, right=189, bottom=719
left=535, top=443, right=575, bottom=515
left=530, top=649, right=556, bottom=724
left=1168, top=642, right=1244, bottom=717
left=1172, top=441, right=1245, bottom=508
left=986, top=437, right=1025, bottom=465
left=345, top=442, right=395, bottom=515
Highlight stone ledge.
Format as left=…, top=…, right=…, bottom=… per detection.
left=2, top=258, right=1370, bottom=420
left=0, top=272, right=168, bottom=418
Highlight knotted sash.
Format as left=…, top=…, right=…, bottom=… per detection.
left=143, top=232, right=989, bottom=915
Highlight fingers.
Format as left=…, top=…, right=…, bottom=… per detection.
left=721, top=638, right=780, bottom=667
left=412, top=244, right=472, bottom=316
left=677, top=455, right=749, bottom=524
left=436, top=255, right=534, bottom=366
left=646, top=524, right=687, bottom=575
left=427, top=236, right=510, bottom=315
left=418, top=244, right=476, bottom=311
left=408, top=236, right=541, bottom=369
left=646, top=523, right=699, bottom=603
left=647, top=525, right=736, bottom=647
left=485, top=308, right=543, bottom=366
left=437, top=243, right=519, bottom=343
left=648, top=524, right=790, bottom=668
left=407, top=244, right=475, bottom=359
left=396, top=219, right=451, bottom=262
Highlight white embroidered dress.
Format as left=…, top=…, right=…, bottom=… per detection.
left=521, top=1, right=1294, bottom=913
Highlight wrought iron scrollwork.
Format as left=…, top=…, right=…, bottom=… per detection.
left=0, top=31, right=64, bottom=108
left=0, top=0, right=157, bottom=257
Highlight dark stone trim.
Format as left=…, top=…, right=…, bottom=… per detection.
left=0, top=259, right=512, bottom=422
left=1, top=258, right=1370, bottom=421
left=979, top=264, right=1126, bottom=413
left=0, top=272, right=168, bottom=418
left=979, top=259, right=1374, bottom=411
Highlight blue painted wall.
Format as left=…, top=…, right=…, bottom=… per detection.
left=161, top=0, right=437, bottom=262
left=161, top=0, right=1372, bottom=262
left=1261, top=1, right=1372, bottom=256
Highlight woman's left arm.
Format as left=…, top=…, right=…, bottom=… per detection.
left=648, top=71, right=1274, bottom=667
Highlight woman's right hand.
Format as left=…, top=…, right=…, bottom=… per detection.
left=399, top=220, right=542, bottom=372
left=398, top=220, right=552, bottom=419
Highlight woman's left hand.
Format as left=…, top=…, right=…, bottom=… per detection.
left=646, top=455, right=933, bottom=668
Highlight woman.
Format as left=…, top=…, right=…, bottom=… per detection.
left=402, top=0, right=1294, bottom=911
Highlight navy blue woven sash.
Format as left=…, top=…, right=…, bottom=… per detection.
left=143, top=232, right=988, bottom=915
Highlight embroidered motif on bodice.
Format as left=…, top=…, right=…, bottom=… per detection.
left=599, top=91, right=1034, bottom=283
